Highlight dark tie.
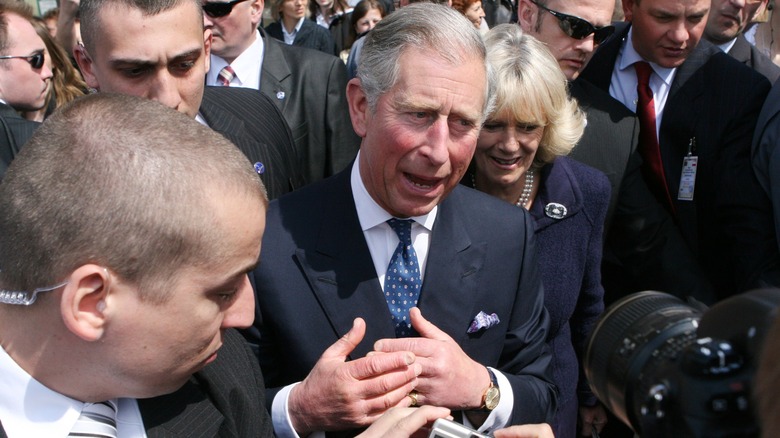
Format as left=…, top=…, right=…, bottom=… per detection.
left=384, top=218, right=422, bottom=337
left=218, top=65, right=235, bottom=87
left=68, top=400, right=118, bottom=438
left=635, top=61, right=675, bottom=214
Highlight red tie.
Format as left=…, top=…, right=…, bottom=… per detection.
left=635, top=61, right=675, bottom=215
left=218, top=65, right=235, bottom=87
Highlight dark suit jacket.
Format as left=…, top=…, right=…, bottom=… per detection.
left=200, top=86, right=306, bottom=200
left=0, top=330, right=274, bottom=438
left=260, top=31, right=360, bottom=183
left=569, top=79, right=713, bottom=304
left=728, top=34, right=780, bottom=84
left=581, top=22, right=780, bottom=300
left=265, top=19, right=337, bottom=56
left=246, top=167, right=557, bottom=430
left=0, top=102, right=39, bottom=181
left=753, top=79, right=780, bottom=251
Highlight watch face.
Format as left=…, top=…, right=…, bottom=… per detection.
left=485, top=386, right=500, bottom=410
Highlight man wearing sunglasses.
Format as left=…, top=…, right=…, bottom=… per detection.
left=203, top=0, right=360, bottom=183
left=581, top=0, right=780, bottom=301
left=518, top=0, right=715, bottom=336
left=704, top=0, right=779, bottom=82
left=73, top=0, right=306, bottom=200
left=0, top=0, right=52, bottom=180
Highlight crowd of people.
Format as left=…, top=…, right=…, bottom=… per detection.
left=3, top=0, right=780, bottom=437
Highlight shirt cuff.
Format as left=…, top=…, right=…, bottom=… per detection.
left=463, top=367, right=514, bottom=433
left=271, top=382, right=326, bottom=438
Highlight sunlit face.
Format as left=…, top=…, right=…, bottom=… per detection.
left=203, top=0, right=264, bottom=63
left=519, top=0, right=614, bottom=80
left=464, top=1, right=485, bottom=29
left=350, top=49, right=486, bottom=218
left=355, top=8, right=382, bottom=34
left=282, top=0, right=308, bottom=20
left=475, top=109, right=544, bottom=193
left=104, top=192, right=265, bottom=397
left=0, top=14, right=53, bottom=111
left=705, top=0, right=761, bottom=44
left=75, top=2, right=211, bottom=118
left=625, top=0, right=710, bottom=68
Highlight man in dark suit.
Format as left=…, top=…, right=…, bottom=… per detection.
left=73, top=0, right=305, bottom=199
left=581, top=0, right=780, bottom=301
left=0, top=0, right=50, bottom=180
left=0, top=93, right=274, bottom=437
left=704, top=0, right=780, bottom=82
left=247, top=4, right=556, bottom=437
left=204, top=0, right=360, bottom=183
left=516, top=0, right=712, bottom=303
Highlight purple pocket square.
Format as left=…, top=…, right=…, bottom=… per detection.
left=467, top=311, right=500, bottom=333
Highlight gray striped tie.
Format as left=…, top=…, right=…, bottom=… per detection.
left=68, top=400, right=118, bottom=438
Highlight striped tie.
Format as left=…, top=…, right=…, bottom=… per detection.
left=218, top=65, right=235, bottom=87
left=68, top=400, right=118, bottom=438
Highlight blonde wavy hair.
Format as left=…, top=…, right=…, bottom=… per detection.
left=483, top=24, right=585, bottom=167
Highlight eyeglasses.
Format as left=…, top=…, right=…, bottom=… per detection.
left=530, top=0, right=615, bottom=44
left=0, top=51, right=45, bottom=69
left=203, top=0, right=250, bottom=17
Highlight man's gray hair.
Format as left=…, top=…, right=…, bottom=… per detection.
left=357, top=2, right=495, bottom=119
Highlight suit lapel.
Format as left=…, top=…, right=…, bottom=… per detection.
left=418, top=188, right=486, bottom=345
left=728, top=36, right=751, bottom=65
left=259, top=31, right=292, bottom=114
left=668, top=41, right=715, bottom=98
left=139, top=377, right=225, bottom=437
left=294, top=171, right=396, bottom=358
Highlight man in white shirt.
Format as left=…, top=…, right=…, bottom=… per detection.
left=204, top=0, right=360, bottom=183
left=0, top=92, right=272, bottom=437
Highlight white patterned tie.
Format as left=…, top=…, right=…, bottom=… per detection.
left=384, top=218, right=422, bottom=337
left=68, top=400, right=118, bottom=438
left=218, top=65, right=235, bottom=87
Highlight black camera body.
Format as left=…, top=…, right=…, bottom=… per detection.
left=584, top=289, right=780, bottom=437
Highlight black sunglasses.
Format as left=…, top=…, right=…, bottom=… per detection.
left=203, top=0, right=250, bottom=17
left=530, top=0, right=615, bottom=44
left=0, top=51, right=45, bottom=69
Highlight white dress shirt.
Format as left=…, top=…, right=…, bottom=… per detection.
left=206, top=29, right=265, bottom=90
left=282, top=17, right=306, bottom=45
left=609, top=27, right=677, bottom=138
left=0, top=345, right=146, bottom=437
left=271, top=153, right=514, bottom=437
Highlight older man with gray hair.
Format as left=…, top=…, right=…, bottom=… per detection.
left=245, top=4, right=556, bottom=437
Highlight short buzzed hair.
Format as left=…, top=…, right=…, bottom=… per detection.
left=0, top=93, right=267, bottom=302
left=79, top=0, right=202, bottom=53
left=0, top=0, right=34, bottom=54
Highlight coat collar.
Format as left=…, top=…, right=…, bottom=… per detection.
left=528, top=157, right=584, bottom=232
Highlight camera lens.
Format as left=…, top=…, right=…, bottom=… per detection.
left=584, top=291, right=702, bottom=434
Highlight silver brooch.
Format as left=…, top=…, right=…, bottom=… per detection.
left=544, top=202, right=567, bottom=219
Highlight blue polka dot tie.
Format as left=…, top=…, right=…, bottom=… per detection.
left=384, top=218, right=422, bottom=337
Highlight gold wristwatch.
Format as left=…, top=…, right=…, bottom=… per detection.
left=480, top=369, right=500, bottom=411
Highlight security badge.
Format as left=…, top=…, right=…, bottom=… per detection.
left=678, top=138, right=697, bottom=201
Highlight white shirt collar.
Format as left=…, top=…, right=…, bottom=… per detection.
left=282, top=17, right=306, bottom=45
left=0, top=345, right=145, bottom=437
left=717, top=38, right=738, bottom=54
left=206, top=29, right=264, bottom=89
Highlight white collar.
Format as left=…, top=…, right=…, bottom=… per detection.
left=207, top=29, right=265, bottom=89
left=618, top=27, right=677, bottom=88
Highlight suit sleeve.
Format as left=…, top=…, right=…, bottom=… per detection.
left=752, top=89, right=780, bottom=252
left=501, top=215, right=558, bottom=424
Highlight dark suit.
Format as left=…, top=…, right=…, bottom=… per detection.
left=265, top=19, right=337, bottom=56
left=259, top=32, right=360, bottom=183
left=581, top=22, right=780, bottom=300
left=727, top=34, right=780, bottom=84
left=752, top=79, right=780, bottom=251
left=0, top=330, right=274, bottom=438
left=0, top=102, right=39, bottom=181
left=200, top=86, right=306, bottom=199
left=569, top=79, right=713, bottom=304
left=246, top=167, right=557, bottom=431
